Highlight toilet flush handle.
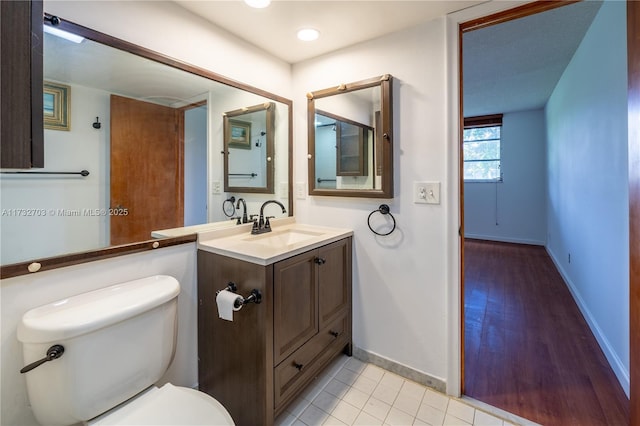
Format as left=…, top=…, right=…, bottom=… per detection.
left=20, top=344, right=64, bottom=374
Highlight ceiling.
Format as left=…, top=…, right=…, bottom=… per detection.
left=171, top=0, right=603, bottom=117
left=173, top=0, right=482, bottom=64
left=463, top=0, right=603, bottom=116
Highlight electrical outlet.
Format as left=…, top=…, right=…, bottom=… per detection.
left=414, top=181, right=440, bottom=204
left=212, top=181, right=221, bottom=194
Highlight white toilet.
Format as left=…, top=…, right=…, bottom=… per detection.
left=17, top=275, right=234, bottom=426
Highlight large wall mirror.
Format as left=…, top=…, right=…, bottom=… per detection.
left=0, top=16, right=292, bottom=267
left=307, top=75, right=393, bottom=198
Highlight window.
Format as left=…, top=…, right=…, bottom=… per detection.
left=463, top=114, right=503, bottom=182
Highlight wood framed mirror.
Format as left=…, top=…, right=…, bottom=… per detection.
left=307, top=74, right=393, bottom=198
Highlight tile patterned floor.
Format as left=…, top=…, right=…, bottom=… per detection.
left=275, top=355, right=522, bottom=426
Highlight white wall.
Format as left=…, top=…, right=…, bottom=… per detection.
left=0, top=244, right=198, bottom=426
left=545, top=0, right=629, bottom=395
left=464, top=109, right=547, bottom=245
left=293, top=20, right=450, bottom=385
left=0, top=83, right=111, bottom=264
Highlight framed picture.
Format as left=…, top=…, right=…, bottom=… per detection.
left=228, top=119, right=251, bottom=149
left=43, top=81, right=70, bottom=131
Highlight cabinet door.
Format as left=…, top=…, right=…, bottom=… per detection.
left=318, top=238, right=352, bottom=329
left=336, top=122, right=367, bottom=176
left=0, top=0, right=44, bottom=168
left=274, top=250, right=319, bottom=365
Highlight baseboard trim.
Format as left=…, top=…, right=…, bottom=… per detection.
left=546, top=246, right=630, bottom=397
left=464, top=233, right=545, bottom=246
left=352, top=346, right=446, bottom=393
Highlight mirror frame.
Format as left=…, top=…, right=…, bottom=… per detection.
left=307, top=74, right=394, bottom=198
left=223, top=102, right=275, bottom=194
left=0, top=14, right=293, bottom=279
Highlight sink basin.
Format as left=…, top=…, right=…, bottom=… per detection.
left=242, top=229, right=325, bottom=247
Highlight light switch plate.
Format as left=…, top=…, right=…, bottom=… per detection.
left=295, top=182, right=306, bottom=200
left=414, top=181, right=440, bottom=204
left=212, top=181, right=221, bottom=194
left=279, top=182, right=288, bottom=198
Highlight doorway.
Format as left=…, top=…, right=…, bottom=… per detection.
left=458, top=1, right=632, bottom=424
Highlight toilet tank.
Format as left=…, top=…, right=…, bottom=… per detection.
left=17, top=275, right=181, bottom=426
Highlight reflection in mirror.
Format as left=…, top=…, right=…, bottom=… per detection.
left=314, top=109, right=374, bottom=189
left=224, top=102, right=275, bottom=194
left=308, top=75, right=393, bottom=198
left=0, top=18, right=292, bottom=266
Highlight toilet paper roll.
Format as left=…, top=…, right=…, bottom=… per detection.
left=216, top=290, right=243, bottom=321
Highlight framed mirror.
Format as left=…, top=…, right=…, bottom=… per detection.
left=307, top=75, right=393, bottom=198
left=0, top=15, right=292, bottom=269
left=223, top=102, right=275, bottom=194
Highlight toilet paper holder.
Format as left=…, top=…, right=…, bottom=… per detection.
left=216, top=282, right=262, bottom=308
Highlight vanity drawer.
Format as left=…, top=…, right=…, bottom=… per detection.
left=274, top=316, right=348, bottom=408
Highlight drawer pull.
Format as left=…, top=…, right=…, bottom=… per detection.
left=314, top=257, right=326, bottom=265
left=293, top=362, right=304, bottom=371
left=329, top=330, right=339, bottom=338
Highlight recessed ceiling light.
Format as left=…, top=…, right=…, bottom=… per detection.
left=297, top=28, right=320, bottom=42
left=244, top=0, right=271, bottom=8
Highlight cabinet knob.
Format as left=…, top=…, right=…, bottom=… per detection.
left=293, top=362, right=304, bottom=371
left=329, top=330, right=339, bottom=338
left=314, top=257, right=326, bottom=265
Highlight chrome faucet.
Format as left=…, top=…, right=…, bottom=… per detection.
left=235, top=198, right=249, bottom=224
left=252, top=200, right=286, bottom=234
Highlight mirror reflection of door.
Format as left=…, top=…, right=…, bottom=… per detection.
left=110, top=95, right=183, bottom=245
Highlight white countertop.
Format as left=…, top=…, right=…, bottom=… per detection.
left=197, top=217, right=353, bottom=265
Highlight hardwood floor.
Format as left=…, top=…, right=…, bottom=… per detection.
left=463, top=239, right=629, bottom=426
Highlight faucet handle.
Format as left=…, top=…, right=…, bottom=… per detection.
left=264, top=216, right=275, bottom=230
left=250, top=216, right=260, bottom=234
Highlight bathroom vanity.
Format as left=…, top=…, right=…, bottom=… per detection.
left=197, top=219, right=353, bottom=425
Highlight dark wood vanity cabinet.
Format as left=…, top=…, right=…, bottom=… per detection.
left=197, top=237, right=352, bottom=426
left=0, top=0, right=44, bottom=169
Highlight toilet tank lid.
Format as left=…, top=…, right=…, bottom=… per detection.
left=17, top=275, right=180, bottom=343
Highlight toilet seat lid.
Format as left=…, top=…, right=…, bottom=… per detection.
left=88, top=383, right=234, bottom=425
